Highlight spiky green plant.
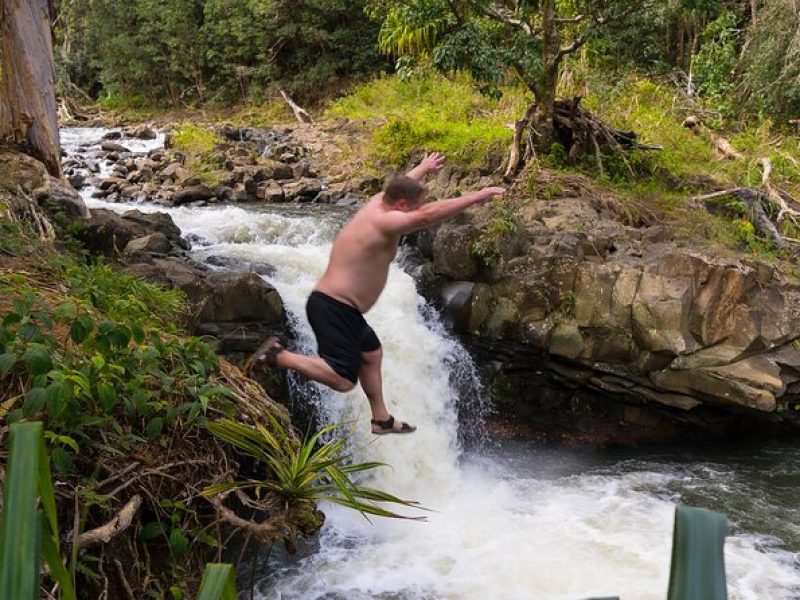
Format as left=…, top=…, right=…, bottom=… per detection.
left=197, top=563, right=238, bottom=600
left=204, top=416, right=424, bottom=521
left=0, top=422, right=76, bottom=600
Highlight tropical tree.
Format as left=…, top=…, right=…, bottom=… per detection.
left=366, top=0, right=653, bottom=171
left=1, top=0, right=62, bottom=177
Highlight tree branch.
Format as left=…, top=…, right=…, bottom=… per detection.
left=481, top=3, right=539, bottom=36
left=556, top=2, right=647, bottom=62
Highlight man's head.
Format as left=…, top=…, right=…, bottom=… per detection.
left=383, top=175, right=426, bottom=211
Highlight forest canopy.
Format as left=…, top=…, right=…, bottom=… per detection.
left=48, top=0, right=800, bottom=124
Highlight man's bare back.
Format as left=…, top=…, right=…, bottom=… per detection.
left=315, top=196, right=404, bottom=313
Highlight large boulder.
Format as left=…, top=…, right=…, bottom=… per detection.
left=419, top=183, right=800, bottom=428
left=75, top=208, right=188, bottom=255
left=193, top=273, right=285, bottom=352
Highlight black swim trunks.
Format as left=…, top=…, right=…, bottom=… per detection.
left=306, top=290, right=381, bottom=384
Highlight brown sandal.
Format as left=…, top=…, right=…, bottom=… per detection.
left=371, top=415, right=416, bottom=435
left=244, top=335, right=284, bottom=375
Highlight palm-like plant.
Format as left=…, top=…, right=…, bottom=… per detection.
left=203, top=416, right=424, bottom=544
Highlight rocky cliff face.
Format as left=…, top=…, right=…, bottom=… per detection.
left=414, top=171, right=800, bottom=441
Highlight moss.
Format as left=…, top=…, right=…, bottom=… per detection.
left=169, top=123, right=226, bottom=187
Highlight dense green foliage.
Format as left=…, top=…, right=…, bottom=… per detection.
left=0, top=264, right=230, bottom=474
left=328, top=74, right=524, bottom=167
left=54, top=0, right=384, bottom=104
left=49, top=0, right=800, bottom=123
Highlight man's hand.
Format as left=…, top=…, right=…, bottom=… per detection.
left=406, top=152, right=446, bottom=181
left=476, top=186, right=506, bottom=202
left=419, top=152, right=445, bottom=174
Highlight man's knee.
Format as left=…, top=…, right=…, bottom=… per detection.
left=332, top=377, right=357, bottom=393
left=361, top=348, right=383, bottom=365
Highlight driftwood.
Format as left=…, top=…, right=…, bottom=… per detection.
left=76, top=495, right=142, bottom=550
left=683, top=116, right=744, bottom=160
left=279, top=90, right=313, bottom=124
left=689, top=158, right=800, bottom=248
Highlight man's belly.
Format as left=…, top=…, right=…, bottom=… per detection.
left=314, top=272, right=388, bottom=314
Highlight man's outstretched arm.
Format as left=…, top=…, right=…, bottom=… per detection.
left=375, top=187, right=506, bottom=236
left=405, top=152, right=445, bottom=182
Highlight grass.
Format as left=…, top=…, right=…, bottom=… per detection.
left=327, top=73, right=527, bottom=168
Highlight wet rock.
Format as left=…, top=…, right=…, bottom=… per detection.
left=102, top=131, right=122, bottom=140
left=126, top=125, right=157, bottom=140
left=256, top=181, right=285, bottom=203
left=432, top=224, right=480, bottom=280
left=101, top=141, right=131, bottom=153
left=76, top=208, right=188, bottom=255
left=68, top=173, right=86, bottom=190
left=282, top=178, right=322, bottom=202
left=124, top=232, right=172, bottom=255
left=205, top=255, right=276, bottom=277
left=172, top=184, right=215, bottom=205
left=193, top=273, right=285, bottom=353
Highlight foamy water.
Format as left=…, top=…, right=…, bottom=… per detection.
left=62, top=128, right=800, bottom=600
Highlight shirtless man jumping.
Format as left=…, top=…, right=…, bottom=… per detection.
left=251, top=153, right=505, bottom=434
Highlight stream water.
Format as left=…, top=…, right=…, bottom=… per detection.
left=61, top=128, right=800, bottom=600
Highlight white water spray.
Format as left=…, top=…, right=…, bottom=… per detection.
left=61, top=128, right=800, bottom=600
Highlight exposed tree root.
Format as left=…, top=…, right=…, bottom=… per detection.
left=504, top=97, right=659, bottom=180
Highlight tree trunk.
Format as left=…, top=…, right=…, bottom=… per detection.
left=535, top=0, right=559, bottom=149
left=0, top=0, right=62, bottom=178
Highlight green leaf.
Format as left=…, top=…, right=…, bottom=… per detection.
left=0, top=422, right=43, bottom=600
left=69, top=315, right=93, bottom=344
left=146, top=417, right=164, bottom=440
left=97, top=382, right=118, bottom=412
left=53, top=302, right=78, bottom=321
left=131, top=325, right=145, bottom=344
left=110, top=325, right=132, bottom=350
left=45, top=384, right=66, bottom=418
left=22, top=388, right=46, bottom=417
left=22, top=346, right=52, bottom=376
left=18, top=323, right=40, bottom=342
left=51, top=447, right=74, bottom=474
left=169, top=529, right=188, bottom=558
left=2, top=313, right=21, bottom=327
left=0, top=352, right=16, bottom=376
left=197, top=563, right=238, bottom=600
left=139, top=521, right=165, bottom=541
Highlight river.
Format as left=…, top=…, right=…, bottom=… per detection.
left=62, top=127, right=800, bottom=600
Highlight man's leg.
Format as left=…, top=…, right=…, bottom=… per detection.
left=358, top=348, right=391, bottom=422
left=275, top=349, right=356, bottom=393
left=359, top=349, right=415, bottom=433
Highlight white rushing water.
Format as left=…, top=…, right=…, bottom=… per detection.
left=62, top=128, right=800, bottom=600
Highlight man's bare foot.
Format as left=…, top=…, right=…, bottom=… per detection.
left=244, top=335, right=284, bottom=375
left=371, top=415, right=416, bottom=435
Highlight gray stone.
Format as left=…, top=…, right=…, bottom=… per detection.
left=124, top=232, right=172, bottom=254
